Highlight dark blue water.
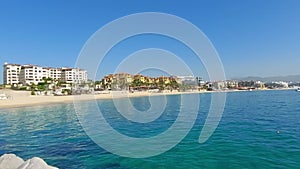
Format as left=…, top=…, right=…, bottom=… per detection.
left=0, top=90, right=299, bottom=168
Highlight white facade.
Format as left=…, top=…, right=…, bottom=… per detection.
left=45, top=67, right=62, bottom=80
left=177, top=76, right=196, bottom=85
left=276, top=81, right=289, bottom=88
left=19, top=65, right=45, bottom=85
left=3, top=63, right=21, bottom=85
left=61, top=68, right=87, bottom=84
left=3, top=63, right=87, bottom=85
left=19, top=65, right=63, bottom=85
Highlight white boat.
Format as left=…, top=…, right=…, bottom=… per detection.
left=297, top=88, right=300, bottom=92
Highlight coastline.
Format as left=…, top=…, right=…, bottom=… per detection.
left=0, top=88, right=294, bottom=109
left=0, top=90, right=195, bottom=109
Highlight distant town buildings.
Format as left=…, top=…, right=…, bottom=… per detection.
left=3, top=63, right=295, bottom=93
left=177, top=76, right=196, bottom=85
left=95, top=73, right=294, bottom=92
left=3, top=63, right=88, bottom=85
left=99, top=73, right=190, bottom=91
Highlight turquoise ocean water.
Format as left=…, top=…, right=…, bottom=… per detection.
left=0, top=90, right=299, bottom=168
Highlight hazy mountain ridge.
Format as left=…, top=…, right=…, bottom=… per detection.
left=232, top=75, right=300, bottom=82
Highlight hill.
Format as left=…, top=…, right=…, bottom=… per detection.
left=232, top=75, right=300, bottom=82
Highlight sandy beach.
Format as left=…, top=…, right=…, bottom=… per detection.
left=0, top=89, right=199, bottom=109
left=0, top=88, right=293, bottom=109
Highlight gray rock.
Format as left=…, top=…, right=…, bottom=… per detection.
left=0, top=154, right=24, bottom=169
left=17, top=157, right=58, bottom=169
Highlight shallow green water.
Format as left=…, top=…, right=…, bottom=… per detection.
left=0, top=90, right=299, bottom=168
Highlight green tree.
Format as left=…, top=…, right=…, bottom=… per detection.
left=131, top=79, right=143, bottom=87
left=37, top=82, right=46, bottom=91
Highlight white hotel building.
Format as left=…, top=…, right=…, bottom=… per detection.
left=19, top=65, right=47, bottom=85
left=61, top=68, right=88, bottom=84
left=3, top=63, right=22, bottom=85
left=48, top=67, right=62, bottom=80
left=3, top=63, right=87, bottom=85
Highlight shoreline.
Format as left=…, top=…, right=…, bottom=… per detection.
left=0, top=90, right=198, bottom=109
left=0, top=88, right=294, bottom=109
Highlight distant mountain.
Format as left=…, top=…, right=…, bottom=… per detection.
left=232, top=75, right=300, bottom=82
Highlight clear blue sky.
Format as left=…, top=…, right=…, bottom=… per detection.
left=1, top=0, right=300, bottom=82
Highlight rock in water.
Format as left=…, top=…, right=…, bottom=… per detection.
left=0, top=154, right=24, bottom=169
left=17, top=157, right=58, bottom=169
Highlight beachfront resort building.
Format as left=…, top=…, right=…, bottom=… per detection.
left=3, top=63, right=22, bottom=85
left=101, top=73, right=132, bottom=90
left=46, top=67, right=62, bottom=80
left=3, top=63, right=88, bottom=85
left=100, top=73, right=182, bottom=91
left=19, top=64, right=45, bottom=85
left=19, top=66, right=64, bottom=85
left=61, top=68, right=88, bottom=84
left=177, top=76, right=197, bottom=85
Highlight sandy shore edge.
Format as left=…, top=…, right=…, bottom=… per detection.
left=0, top=88, right=294, bottom=109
